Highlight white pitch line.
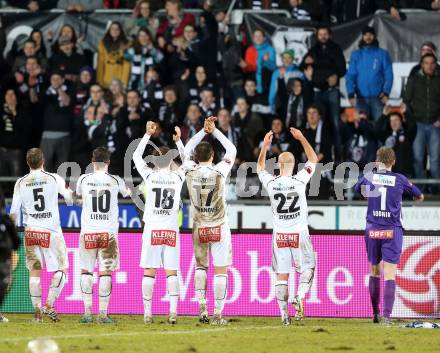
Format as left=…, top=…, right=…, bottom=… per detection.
left=0, top=325, right=288, bottom=343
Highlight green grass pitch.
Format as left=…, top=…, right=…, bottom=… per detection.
left=2, top=315, right=440, bottom=353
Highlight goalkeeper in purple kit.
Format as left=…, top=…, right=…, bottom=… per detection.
left=355, top=147, right=424, bottom=325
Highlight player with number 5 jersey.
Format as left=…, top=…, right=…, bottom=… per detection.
left=133, top=121, right=185, bottom=325
left=355, top=147, right=423, bottom=325
left=257, top=128, right=318, bottom=325
left=9, top=148, right=73, bottom=323
left=184, top=117, right=237, bottom=325
left=76, top=147, right=131, bottom=324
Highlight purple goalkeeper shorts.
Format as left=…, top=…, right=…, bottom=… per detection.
left=364, top=227, right=404, bottom=265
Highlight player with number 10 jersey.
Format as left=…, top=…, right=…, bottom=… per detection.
left=76, top=147, right=131, bottom=324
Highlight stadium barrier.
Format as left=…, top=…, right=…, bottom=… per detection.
left=2, top=229, right=439, bottom=319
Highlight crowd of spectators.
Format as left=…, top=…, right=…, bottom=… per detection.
left=0, top=0, right=440, bottom=198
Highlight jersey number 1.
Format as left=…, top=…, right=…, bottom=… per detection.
left=378, top=186, right=387, bottom=211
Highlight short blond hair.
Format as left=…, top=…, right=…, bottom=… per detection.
left=376, top=147, right=396, bottom=167
left=26, top=148, right=44, bottom=170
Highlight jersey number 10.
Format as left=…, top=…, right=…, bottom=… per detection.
left=89, top=190, right=111, bottom=213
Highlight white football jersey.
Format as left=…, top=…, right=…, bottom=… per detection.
left=10, top=169, right=73, bottom=232
left=139, top=168, right=184, bottom=229
left=76, top=171, right=131, bottom=234
left=259, top=162, right=316, bottom=231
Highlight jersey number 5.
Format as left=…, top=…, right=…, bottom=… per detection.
left=274, top=192, right=299, bottom=214
left=33, top=188, right=45, bottom=211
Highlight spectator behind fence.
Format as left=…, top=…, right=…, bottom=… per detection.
left=180, top=103, right=202, bottom=143
left=107, top=79, right=126, bottom=117
left=158, top=85, right=183, bottom=130
left=346, top=26, right=393, bottom=122
left=256, top=117, right=295, bottom=161
left=375, top=106, right=417, bottom=177
left=276, top=77, right=313, bottom=129
left=198, top=88, right=218, bottom=119
left=253, top=30, right=276, bottom=95
left=46, top=24, right=85, bottom=58
left=57, top=0, right=103, bottom=12
left=402, top=0, right=440, bottom=10
left=49, top=36, right=86, bottom=82
left=74, top=66, right=93, bottom=116
left=0, top=89, right=30, bottom=176
left=157, top=0, right=196, bottom=46
left=40, top=71, right=75, bottom=172
left=331, top=0, right=401, bottom=23
left=306, top=25, right=346, bottom=160
left=11, top=39, right=47, bottom=73
left=214, top=107, right=251, bottom=166
left=30, top=30, right=47, bottom=59
left=97, top=22, right=130, bottom=89
left=243, top=78, right=273, bottom=129
left=340, top=110, right=377, bottom=170
left=141, top=68, right=163, bottom=112
left=402, top=53, right=440, bottom=181
left=126, top=0, right=160, bottom=38
left=409, top=41, right=440, bottom=77
left=268, top=49, right=304, bottom=110
left=233, top=97, right=264, bottom=157
left=125, top=28, right=164, bottom=91
left=198, top=0, right=219, bottom=82
left=285, top=0, right=330, bottom=22
left=179, top=65, right=215, bottom=105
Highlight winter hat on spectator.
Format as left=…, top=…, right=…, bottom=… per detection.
left=281, top=49, right=295, bottom=60
left=421, top=41, right=437, bottom=56
left=58, top=36, right=72, bottom=46
left=361, top=26, right=376, bottom=36
left=80, top=66, right=94, bottom=75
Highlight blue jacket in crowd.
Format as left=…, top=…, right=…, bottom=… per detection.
left=268, top=64, right=304, bottom=109
left=256, top=41, right=277, bottom=94
left=346, top=43, right=393, bottom=99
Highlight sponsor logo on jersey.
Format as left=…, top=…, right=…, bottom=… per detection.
left=25, top=230, right=51, bottom=248
left=275, top=232, right=299, bottom=248
left=396, top=241, right=440, bottom=315
left=372, top=173, right=396, bottom=187
left=83, top=232, right=110, bottom=249
left=151, top=230, right=177, bottom=247
left=368, top=229, right=394, bottom=239
left=198, top=226, right=221, bottom=243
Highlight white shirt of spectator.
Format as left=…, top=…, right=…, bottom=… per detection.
left=258, top=162, right=316, bottom=231
left=76, top=171, right=130, bottom=234
left=10, top=169, right=73, bottom=233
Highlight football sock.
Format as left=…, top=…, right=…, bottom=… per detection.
left=195, top=268, right=207, bottom=306
left=142, top=276, right=155, bottom=317
left=297, top=269, right=315, bottom=299
left=213, top=274, right=227, bottom=316
left=98, top=275, right=112, bottom=316
left=46, top=271, right=66, bottom=307
left=369, top=276, right=381, bottom=316
left=80, top=273, right=93, bottom=315
left=383, top=280, right=396, bottom=318
left=167, top=275, right=179, bottom=315
left=29, top=277, right=42, bottom=310
left=275, top=280, right=288, bottom=318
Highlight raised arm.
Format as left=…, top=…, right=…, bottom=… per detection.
left=213, top=128, right=237, bottom=162
left=257, top=131, right=273, bottom=173
left=183, top=128, right=206, bottom=161
left=133, top=121, right=155, bottom=173
left=290, top=128, right=318, bottom=163
left=172, top=126, right=185, bottom=163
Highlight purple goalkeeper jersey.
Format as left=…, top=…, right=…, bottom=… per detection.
left=354, top=171, right=422, bottom=229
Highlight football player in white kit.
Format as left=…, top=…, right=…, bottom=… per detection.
left=9, top=148, right=73, bottom=323
left=257, top=128, right=318, bottom=325
left=184, top=117, right=237, bottom=325
left=76, top=147, right=131, bottom=324
left=133, top=121, right=185, bottom=324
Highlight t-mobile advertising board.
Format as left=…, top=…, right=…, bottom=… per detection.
left=3, top=232, right=440, bottom=318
